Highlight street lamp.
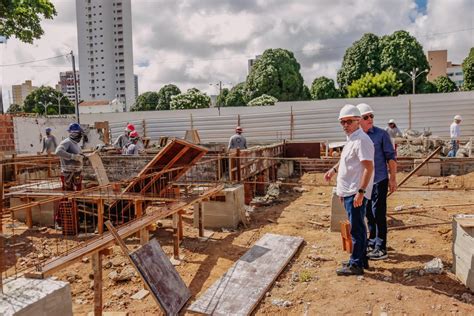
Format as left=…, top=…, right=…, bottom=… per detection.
left=399, top=67, right=429, bottom=94
left=38, top=101, right=50, bottom=115
left=51, top=93, right=68, bottom=115
left=209, top=81, right=232, bottom=115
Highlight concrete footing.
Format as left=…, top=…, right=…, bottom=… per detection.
left=330, top=188, right=346, bottom=232
left=0, top=277, right=73, bottom=316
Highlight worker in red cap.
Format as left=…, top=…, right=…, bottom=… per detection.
left=123, top=131, right=140, bottom=155
left=228, top=126, right=247, bottom=150
left=113, top=123, right=135, bottom=150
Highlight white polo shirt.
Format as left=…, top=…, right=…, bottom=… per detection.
left=450, top=122, right=461, bottom=139
left=336, top=128, right=375, bottom=200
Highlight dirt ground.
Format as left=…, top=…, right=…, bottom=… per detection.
left=48, top=171, right=474, bottom=315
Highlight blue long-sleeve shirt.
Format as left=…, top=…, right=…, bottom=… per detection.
left=366, top=126, right=396, bottom=183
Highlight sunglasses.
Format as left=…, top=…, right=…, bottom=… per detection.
left=362, top=114, right=374, bottom=120
left=340, top=119, right=355, bottom=125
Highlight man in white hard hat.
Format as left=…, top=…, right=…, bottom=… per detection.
left=385, top=119, right=403, bottom=150
left=357, top=103, right=397, bottom=261
left=448, top=115, right=462, bottom=157
left=324, top=104, right=374, bottom=276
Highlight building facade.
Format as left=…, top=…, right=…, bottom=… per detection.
left=78, top=99, right=124, bottom=114
left=12, top=80, right=37, bottom=105
left=446, top=62, right=464, bottom=87
left=57, top=71, right=81, bottom=103
left=76, top=0, right=135, bottom=110
left=427, top=49, right=464, bottom=88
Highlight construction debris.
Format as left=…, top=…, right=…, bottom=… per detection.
left=423, top=258, right=444, bottom=274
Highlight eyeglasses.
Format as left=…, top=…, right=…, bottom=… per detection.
left=362, top=114, right=374, bottom=120
left=340, top=119, right=355, bottom=126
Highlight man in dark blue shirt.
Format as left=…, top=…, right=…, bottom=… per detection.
left=357, top=103, right=398, bottom=260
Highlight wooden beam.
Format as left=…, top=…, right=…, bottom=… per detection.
left=97, top=199, right=104, bottom=235
left=25, top=197, right=33, bottom=229
left=198, top=202, right=204, bottom=238
left=92, top=251, right=103, bottom=316
left=172, top=213, right=180, bottom=259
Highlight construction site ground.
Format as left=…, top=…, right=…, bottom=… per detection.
left=21, top=171, right=473, bottom=315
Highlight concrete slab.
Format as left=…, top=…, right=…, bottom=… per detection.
left=330, top=187, right=347, bottom=232
left=0, top=277, right=72, bottom=316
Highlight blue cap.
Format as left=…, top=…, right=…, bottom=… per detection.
left=45, top=127, right=52, bottom=132
left=67, top=123, right=83, bottom=133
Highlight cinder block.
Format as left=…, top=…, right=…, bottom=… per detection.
left=331, top=188, right=347, bottom=232
left=0, top=277, right=73, bottom=316
left=194, top=185, right=244, bottom=229
left=277, top=161, right=294, bottom=178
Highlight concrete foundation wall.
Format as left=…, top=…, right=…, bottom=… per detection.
left=0, top=277, right=73, bottom=316
left=441, top=158, right=474, bottom=176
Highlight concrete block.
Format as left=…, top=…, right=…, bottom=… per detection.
left=194, top=185, right=244, bottom=229
left=330, top=187, right=347, bottom=232
left=0, top=277, right=73, bottom=316
left=452, top=214, right=474, bottom=292
left=277, top=161, right=294, bottom=178
left=414, top=158, right=441, bottom=177
left=11, top=198, right=57, bottom=227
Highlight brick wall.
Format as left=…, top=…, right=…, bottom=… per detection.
left=0, top=115, right=15, bottom=154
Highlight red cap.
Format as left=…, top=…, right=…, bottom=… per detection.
left=129, top=130, right=139, bottom=138
left=126, top=123, right=135, bottom=132
left=235, top=126, right=243, bottom=132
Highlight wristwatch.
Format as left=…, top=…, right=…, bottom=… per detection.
left=358, top=188, right=366, bottom=194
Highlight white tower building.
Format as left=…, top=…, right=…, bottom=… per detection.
left=76, top=0, right=135, bottom=110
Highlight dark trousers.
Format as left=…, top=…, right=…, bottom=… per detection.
left=447, top=139, right=458, bottom=157
left=61, top=171, right=83, bottom=191
left=366, top=178, right=389, bottom=251
left=343, top=195, right=367, bottom=268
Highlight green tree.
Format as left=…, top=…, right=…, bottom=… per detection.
left=170, top=89, right=211, bottom=110
left=347, top=70, right=402, bottom=98
left=6, top=103, right=23, bottom=113
left=225, top=82, right=246, bottom=107
left=337, top=33, right=381, bottom=91
left=462, top=47, right=474, bottom=90
left=380, top=30, right=430, bottom=94
left=156, top=84, right=180, bottom=110
left=245, top=48, right=305, bottom=101
left=420, top=81, right=437, bottom=94
left=23, top=86, right=74, bottom=115
left=247, top=94, right=278, bottom=106
left=216, top=88, right=229, bottom=108
left=0, top=0, right=57, bottom=44
left=302, top=85, right=312, bottom=100
left=130, top=91, right=160, bottom=111
left=310, top=77, right=340, bottom=100
left=433, top=76, right=457, bottom=93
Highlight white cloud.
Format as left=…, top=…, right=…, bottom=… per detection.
left=1, top=0, right=473, bottom=108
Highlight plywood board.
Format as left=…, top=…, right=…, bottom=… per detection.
left=87, top=152, right=110, bottom=186
left=130, top=239, right=191, bottom=315
left=188, top=233, right=303, bottom=316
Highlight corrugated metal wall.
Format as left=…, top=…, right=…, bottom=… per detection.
left=81, top=92, right=474, bottom=144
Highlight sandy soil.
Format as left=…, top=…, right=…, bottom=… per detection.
left=35, top=172, right=474, bottom=315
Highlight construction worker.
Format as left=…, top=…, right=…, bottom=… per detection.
left=357, top=103, right=397, bottom=261
left=123, top=130, right=140, bottom=156
left=448, top=115, right=462, bottom=157
left=55, top=123, right=84, bottom=191
left=228, top=126, right=247, bottom=150
left=385, top=119, right=403, bottom=150
left=41, top=127, right=58, bottom=154
left=114, top=123, right=135, bottom=150
left=324, top=104, right=374, bottom=276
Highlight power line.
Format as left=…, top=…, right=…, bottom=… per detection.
left=0, top=53, right=69, bottom=67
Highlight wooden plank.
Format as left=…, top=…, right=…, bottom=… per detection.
left=130, top=239, right=191, bottom=315
left=188, top=233, right=303, bottom=315
left=92, top=252, right=103, bottom=316
left=87, top=152, right=110, bottom=186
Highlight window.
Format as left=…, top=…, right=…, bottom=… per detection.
left=455, top=72, right=463, bottom=76
left=447, top=72, right=454, bottom=76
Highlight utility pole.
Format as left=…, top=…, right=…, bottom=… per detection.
left=71, top=50, right=80, bottom=123
left=210, top=81, right=232, bottom=116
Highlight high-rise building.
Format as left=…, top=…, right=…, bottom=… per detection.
left=75, top=0, right=135, bottom=110
left=134, top=74, right=138, bottom=100
left=57, top=71, right=81, bottom=103
left=247, top=55, right=262, bottom=74
left=12, top=80, right=37, bottom=105
left=427, top=50, right=464, bottom=88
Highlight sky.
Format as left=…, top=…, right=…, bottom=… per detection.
left=1, top=0, right=473, bottom=109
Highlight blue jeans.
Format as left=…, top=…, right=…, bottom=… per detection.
left=366, top=178, right=388, bottom=251
left=343, top=195, right=367, bottom=268
left=447, top=140, right=458, bottom=157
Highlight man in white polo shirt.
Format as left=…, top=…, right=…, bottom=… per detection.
left=325, top=104, right=374, bottom=276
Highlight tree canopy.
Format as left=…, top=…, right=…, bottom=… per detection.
left=0, top=0, right=57, bottom=43
left=170, top=89, right=211, bottom=110
left=224, top=82, right=246, bottom=107
left=130, top=91, right=159, bottom=111
left=216, top=88, right=229, bottom=108
left=433, top=76, right=457, bottom=93
left=310, top=77, right=340, bottom=100
left=347, top=70, right=402, bottom=98
left=462, top=47, right=474, bottom=90
left=337, top=33, right=381, bottom=91
left=247, top=94, right=278, bottom=106
left=245, top=48, right=306, bottom=101
left=23, top=86, right=74, bottom=115
left=157, top=84, right=181, bottom=110
left=6, top=103, right=23, bottom=113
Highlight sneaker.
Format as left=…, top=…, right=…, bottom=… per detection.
left=336, top=265, right=364, bottom=276
left=367, top=244, right=375, bottom=253
left=342, top=259, right=369, bottom=269
left=367, top=249, right=388, bottom=260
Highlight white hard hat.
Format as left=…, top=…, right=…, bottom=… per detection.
left=338, top=104, right=361, bottom=120
left=388, top=119, right=395, bottom=124
left=356, top=103, right=374, bottom=116
left=454, top=115, right=462, bottom=121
